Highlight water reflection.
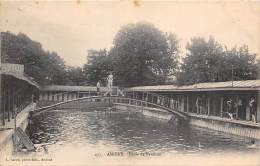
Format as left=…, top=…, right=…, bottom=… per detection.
left=27, top=109, right=257, bottom=155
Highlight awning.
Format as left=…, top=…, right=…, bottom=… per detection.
left=1, top=73, right=39, bottom=89
left=1, top=63, right=39, bottom=88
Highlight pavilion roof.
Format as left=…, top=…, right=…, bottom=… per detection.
left=127, top=79, right=260, bottom=92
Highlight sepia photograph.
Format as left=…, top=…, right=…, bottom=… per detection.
left=0, top=0, right=260, bottom=166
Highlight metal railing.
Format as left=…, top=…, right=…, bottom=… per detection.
left=39, top=86, right=125, bottom=103
left=124, top=90, right=180, bottom=111
left=34, top=95, right=188, bottom=119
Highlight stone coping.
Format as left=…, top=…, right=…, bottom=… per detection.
left=0, top=103, right=35, bottom=147
left=188, top=113, right=260, bottom=128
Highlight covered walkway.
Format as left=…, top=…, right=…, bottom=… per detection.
left=0, top=63, right=39, bottom=128
left=125, top=80, right=260, bottom=124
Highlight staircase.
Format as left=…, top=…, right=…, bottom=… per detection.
left=14, top=127, right=35, bottom=151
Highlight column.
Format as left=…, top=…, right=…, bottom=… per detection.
left=235, top=94, right=239, bottom=119
left=67, top=93, right=71, bottom=100
left=64, top=93, right=67, bottom=101
left=48, top=91, right=52, bottom=101
left=54, top=92, right=58, bottom=101
left=8, top=90, right=11, bottom=122
left=187, top=95, right=189, bottom=113
left=220, top=96, right=223, bottom=117
left=2, top=88, right=5, bottom=125
left=181, top=96, right=185, bottom=112
left=12, top=93, right=15, bottom=119
left=43, top=92, right=47, bottom=101
left=207, top=96, right=210, bottom=116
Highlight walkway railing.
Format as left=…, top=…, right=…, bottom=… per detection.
left=39, top=86, right=124, bottom=103
left=35, top=95, right=188, bottom=119
left=124, top=90, right=180, bottom=111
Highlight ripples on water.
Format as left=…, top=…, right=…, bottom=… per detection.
left=27, top=109, right=257, bottom=156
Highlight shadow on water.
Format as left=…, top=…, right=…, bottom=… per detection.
left=25, top=108, right=259, bottom=155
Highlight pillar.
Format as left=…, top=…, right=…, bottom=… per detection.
left=187, top=95, right=189, bottom=113
left=235, top=94, right=239, bottom=119
left=257, top=96, right=260, bottom=123
left=220, top=96, right=223, bottom=117
left=8, top=90, right=11, bottom=122
left=2, top=88, right=5, bottom=125
left=57, top=93, right=60, bottom=101
left=44, top=92, right=48, bottom=101
left=64, top=93, right=67, bottom=101
left=181, top=96, right=185, bottom=112
left=207, top=96, right=210, bottom=116
left=54, top=93, right=58, bottom=101
left=12, top=93, right=15, bottom=119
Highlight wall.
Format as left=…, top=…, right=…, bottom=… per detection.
left=0, top=104, right=34, bottom=162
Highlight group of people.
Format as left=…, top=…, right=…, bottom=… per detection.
left=96, top=72, right=113, bottom=96
left=195, top=95, right=257, bottom=123
left=226, top=97, right=257, bottom=123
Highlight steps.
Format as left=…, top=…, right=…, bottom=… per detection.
left=14, top=127, right=35, bottom=151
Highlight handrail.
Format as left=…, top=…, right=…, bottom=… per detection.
left=125, top=90, right=179, bottom=110
left=34, top=96, right=188, bottom=119
left=40, top=86, right=125, bottom=100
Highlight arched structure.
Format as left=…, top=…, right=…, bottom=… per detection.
left=34, top=96, right=189, bottom=120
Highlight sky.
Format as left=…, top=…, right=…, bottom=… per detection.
left=0, top=0, right=259, bottom=67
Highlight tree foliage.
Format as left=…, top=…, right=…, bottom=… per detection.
left=1, top=32, right=68, bottom=85
left=83, top=49, right=112, bottom=86
left=111, top=22, right=179, bottom=87
left=177, top=37, right=259, bottom=85
left=66, top=66, right=85, bottom=86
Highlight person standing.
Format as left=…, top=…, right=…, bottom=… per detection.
left=227, top=98, right=234, bottom=119
left=96, top=80, right=101, bottom=95
left=107, top=72, right=113, bottom=96
left=249, top=97, right=257, bottom=123
left=195, top=97, right=201, bottom=114
left=236, top=98, right=243, bottom=120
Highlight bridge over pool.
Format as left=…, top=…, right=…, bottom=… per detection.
left=34, top=94, right=189, bottom=120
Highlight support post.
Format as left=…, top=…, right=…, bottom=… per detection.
left=14, top=95, right=17, bottom=130
left=220, top=96, right=223, bottom=117
left=187, top=95, right=189, bottom=113
left=207, top=96, right=210, bottom=116
left=12, top=92, right=14, bottom=119
left=8, top=90, right=11, bottom=122
left=0, top=32, right=2, bottom=126
left=2, top=88, right=5, bottom=125
left=235, top=94, right=239, bottom=119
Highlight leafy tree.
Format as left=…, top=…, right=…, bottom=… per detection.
left=1, top=31, right=68, bottom=85
left=220, top=45, right=258, bottom=81
left=177, top=37, right=259, bottom=85
left=109, top=22, right=179, bottom=87
left=83, top=49, right=112, bottom=86
left=66, top=66, right=86, bottom=86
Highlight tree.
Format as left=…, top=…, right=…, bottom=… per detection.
left=177, top=37, right=259, bottom=85
left=220, top=45, right=258, bottom=81
left=109, top=22, right=179, bottom=87
left=83, top=49, right=112, bottom=86
left=1, top=31, right=68, bottom=85
left=66, top=66, right=85, bottom=86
